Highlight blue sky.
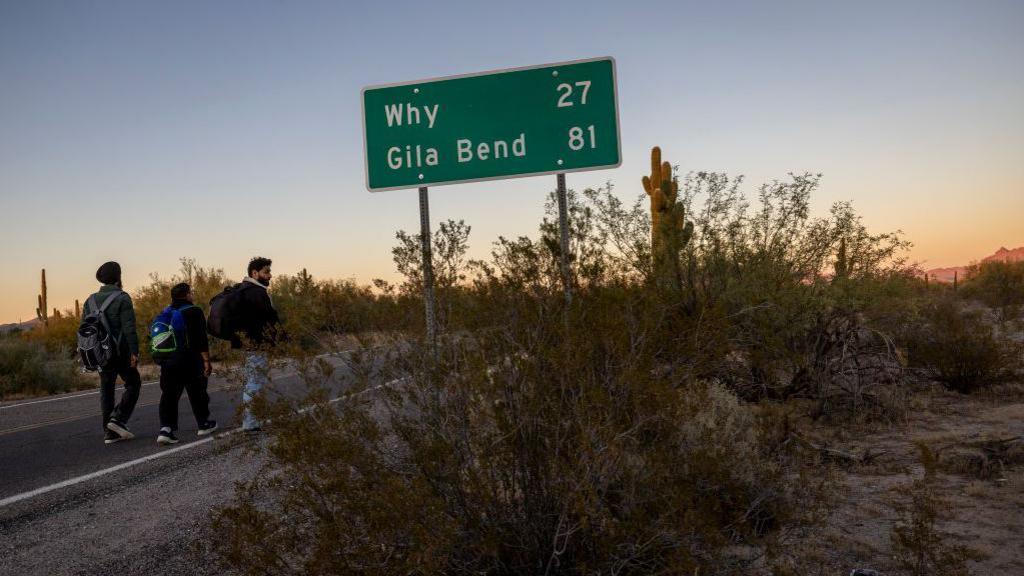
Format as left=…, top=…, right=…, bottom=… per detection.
left=2, top=0, right=1022, bottom=322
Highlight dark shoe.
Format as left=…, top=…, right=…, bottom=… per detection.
left=104, top=430, right=123, bottom=444
left=106, top=419, right=134, bottom=440
left=157, top=428, right=179, bottom=445
left=197, top=420, right=218, bottom=436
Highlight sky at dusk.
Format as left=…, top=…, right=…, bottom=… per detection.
left=2, top=0, right=1022, bottom=323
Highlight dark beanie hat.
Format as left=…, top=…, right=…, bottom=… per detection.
left=96, top=261, right=122, bottom=285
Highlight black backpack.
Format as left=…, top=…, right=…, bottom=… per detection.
left=77, top=291, right=123, bottom=371
left=207, top=283, right=247, bottom=341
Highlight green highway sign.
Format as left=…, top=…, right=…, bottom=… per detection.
left=362, top=57, right=620, bottom=192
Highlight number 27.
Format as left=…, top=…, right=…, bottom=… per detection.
left=556, top=80, right=592, bottom=107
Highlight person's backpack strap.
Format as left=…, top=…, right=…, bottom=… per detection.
left=97, top=290, right=122, bottom=313
left=95, top=290, right=123, bottom=343
left=177, top=304, right=195, bottom=347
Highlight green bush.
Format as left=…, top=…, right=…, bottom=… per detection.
left=0, top=337, right=91, bottom=399
left=20, top=313, right=81, bottom=355
left=961, top=260, right=1024, bottom=319
left=270, top=270, right=418, bottom=351
left=906, top=297, right=1022, bottom=393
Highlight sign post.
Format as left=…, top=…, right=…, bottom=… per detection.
left=556, top=173, right=572, bottom=304
left=362, top=57, right=620, bottom=340
left=418, top=186, right=437, bottom=356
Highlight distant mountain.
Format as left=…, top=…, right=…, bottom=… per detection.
left=0, top=319, right=40, bottom=335
left=925, top=246, right=1024, bottom=283
left=926, top=266, right=965, bottom=283
left=982, top=246, right=1024, bottom=264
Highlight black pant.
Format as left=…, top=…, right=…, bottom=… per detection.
left=158, top=356, right=210, bottom=431
left=100, top=355, right=142, bottom=431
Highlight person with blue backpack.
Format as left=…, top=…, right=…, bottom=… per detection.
left=151, top=282, right=216, bottom=445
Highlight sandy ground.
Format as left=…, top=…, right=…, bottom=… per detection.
left=786, top=385, right=1024, bottom=575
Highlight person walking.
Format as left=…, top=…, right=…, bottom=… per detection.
left=85, top=261, right=142, bottom=444
left=234, top=256, right=280, bottom=432
left=152, top=283, right=217, bottom=445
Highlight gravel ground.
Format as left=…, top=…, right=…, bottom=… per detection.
left=0, top=433, right=265, bottom=576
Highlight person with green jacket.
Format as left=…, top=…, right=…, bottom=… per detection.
left=85, top=261, right=142, bottom=444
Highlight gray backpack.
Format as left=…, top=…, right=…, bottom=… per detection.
left=77, top=291, right=122, bottom=371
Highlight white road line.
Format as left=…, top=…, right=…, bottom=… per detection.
left=0, top=436, right=215, bottom=508
left=0, top=376, right=406, bottom=510
left=0, top=381, right=160, bottom=410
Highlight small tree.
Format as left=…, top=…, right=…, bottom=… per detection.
left=392, top=218, right=471, bottom=330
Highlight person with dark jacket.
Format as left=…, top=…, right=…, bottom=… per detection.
left=86, top=261, right=142, bottom=444
left=231, top=266, right=281, bottom=350
left=156, top=283, right=217, bottom=445
left=237, top=256, right=281, bottom=432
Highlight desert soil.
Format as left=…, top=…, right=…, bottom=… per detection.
left=786, top=385, right=1024, bottom=575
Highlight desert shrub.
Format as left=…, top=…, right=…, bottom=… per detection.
left=961, top=260, right=1024, bottom=320
left=890, top=444, right=981, bottom=576
left=0, top=337, right=91, bottom=399
left=208, top=169, right=933, bottom=574
left=20, top=313, right=81, bottom=355
left=390, top=218, right=474, bottom=332
left=211, top=296, right=823, bottom=575
left=456, top=176, right=912, bottom=416
left=267, top=269, right=332, bottom=351
left=270, top=271, right=419, bottom=351
left=905, top=297, right=1022, bottom=393
left=576, top=175, right=914, bottom=413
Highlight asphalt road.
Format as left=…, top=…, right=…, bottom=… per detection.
left=0, top=353, right=362, bottom=576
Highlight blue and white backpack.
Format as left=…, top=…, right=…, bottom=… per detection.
left=149, top=305, right=194, bottom=366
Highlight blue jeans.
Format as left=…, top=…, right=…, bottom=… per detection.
left=242, top=352, right=268, bottom=430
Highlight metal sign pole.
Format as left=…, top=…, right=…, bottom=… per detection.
left=556, top=173, right=572, bottom=304
left=418, top=187, right=438, bottom=356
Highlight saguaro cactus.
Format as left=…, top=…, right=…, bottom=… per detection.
left=36, top=269, right=48, bottom=326
left=297, top=268, right=315, bottom=295
left=642, top=147, right=693, bottom=287
left=833, top=238, right=850, bottom=281
left=75, top=299, right=81, bottom=320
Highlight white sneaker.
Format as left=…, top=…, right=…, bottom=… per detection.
left=106, top=420, right=134, bottom=440
left=157, top=429, right=179, bottom=445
